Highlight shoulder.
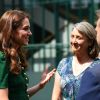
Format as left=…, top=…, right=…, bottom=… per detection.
left=0, top=51, right=9, bottom=88
left=90, top=59, right=100, bottom=72
left=0, top=51, right=6, bottom=60
left=0, top=51, right=7, bottom=69
left=58, top=56, right=72, bottom=66
left=57, top=56, right=72, bottom=75
left=0, top=51, right=9, bottom=74
left=0, top=51, right=6, bottom=67
left=89, top=59, right=100, bottom=77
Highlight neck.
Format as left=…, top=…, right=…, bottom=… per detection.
left=13, top=43, right=20, bottom=50
left=74, top=55, right=92, bottom=64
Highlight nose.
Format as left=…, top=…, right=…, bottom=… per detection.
left=28, top=30, right=32, bottom=35
left=73, top=37, right=77, bottom=43
left=70, top=37, right=77, bottom=46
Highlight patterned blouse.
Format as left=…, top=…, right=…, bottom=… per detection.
left=57, top=56, right=98, bottom=100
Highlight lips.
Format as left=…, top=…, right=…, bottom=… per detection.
left=71, top=43, right=80, bottom=49
left=25, top=36, right=29, bottom=41
left=23, top=36, right=29, bottom=44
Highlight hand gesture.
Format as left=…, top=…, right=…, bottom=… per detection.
left=39, top=67, right=56, bottom=89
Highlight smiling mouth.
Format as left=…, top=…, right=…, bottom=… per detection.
left=25, top=37, right=29, bottom=41
left=72, top=43, right=80, bottom=49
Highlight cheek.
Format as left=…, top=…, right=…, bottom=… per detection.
left=17, top=31, right=26, bottom=38
left=70, top=39, right=73, bottom=45
left=77, top=41, right=86, bottom=47
left=97, top=32, right=100, bottom=37
left=96, top=27, right=100, bottom=34
left=96, top=33, right=100, bottom=44
left=16, top=34, right=22, bottom=40
left=15, top=30, right=21, bottom=38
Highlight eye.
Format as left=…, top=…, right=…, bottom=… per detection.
left=23, top=26, right=30, bottom=31
left=77, top=36, right=81, bottom=39
left=71, top=34, right=74, bottom=38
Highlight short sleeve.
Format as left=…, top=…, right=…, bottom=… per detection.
left=0, top=52, right=8, bottom=88
left=57, top=58, right=67, bottom=76
left=57, top=57, right=72, bottom=76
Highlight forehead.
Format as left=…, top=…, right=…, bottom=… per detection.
left=96, top=19, right=100, bottom=26
left=21, top=17, right=30, bottom=27
left=71, top=28, right=88, bottom=40
left=71, top=28, right=83, bottom=36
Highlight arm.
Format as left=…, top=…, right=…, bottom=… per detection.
left=27, top=68, right=56, bottom=97
left=27, top=83, right=42, bottom=97
left=52, top=71, right=62, bottom=100
left=0, top=88, right=9, bottom=100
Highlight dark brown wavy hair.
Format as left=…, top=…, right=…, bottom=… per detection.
left=0, top=9, right=29, bottom=74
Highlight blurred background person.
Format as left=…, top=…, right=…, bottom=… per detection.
left=76, top=9, right=100, bottom=100
left=95, top=9, right=100, bottom=57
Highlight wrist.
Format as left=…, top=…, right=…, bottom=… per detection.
left=38, top=82, right=44, bottom=89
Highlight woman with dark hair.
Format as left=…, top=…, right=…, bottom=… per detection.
left=0, top=9, right=56, bottom=100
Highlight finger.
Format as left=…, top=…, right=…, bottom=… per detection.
left=48, top=68, right=56, bottom=75
left=43, top=67, right=49, bottom=74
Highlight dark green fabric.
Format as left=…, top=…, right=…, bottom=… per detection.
left=0, top=51, right=8, bottom=88
left=0, top=51, right=29, bottom=100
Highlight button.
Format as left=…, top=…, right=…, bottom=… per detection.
left=26, top=83, right=28, bottom=86
left=21, top=67, right=24, bottom=70
left=24, top=73, right=26, bottom=75
left=25, top=77, right=28, bottom=80
left=27, top=94, right=30, bottom=97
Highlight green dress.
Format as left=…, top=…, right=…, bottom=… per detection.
left=0, top=51, right=29, bottom=100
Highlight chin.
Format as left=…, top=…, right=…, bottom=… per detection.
left=22, top=39, right=28, bottom=44
left=72, top=49, right=79, bottom=53
left=25, top=43, right=28, bottom=45
left=22, top=43, right=28, bottom=46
